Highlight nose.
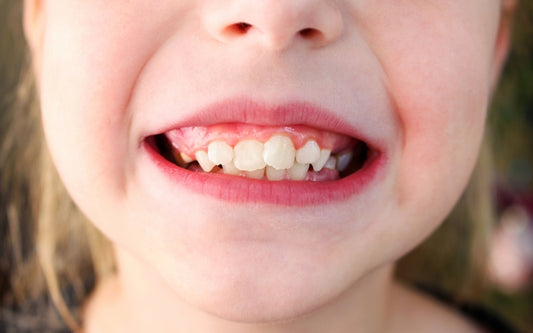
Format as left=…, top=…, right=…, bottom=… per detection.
left=202, top=0, right=344, bottom=51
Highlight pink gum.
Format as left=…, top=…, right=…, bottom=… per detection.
left=165, top=123, right=356, bottom=157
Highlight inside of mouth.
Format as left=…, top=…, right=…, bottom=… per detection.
left=149, top=126, right=370, bottom=181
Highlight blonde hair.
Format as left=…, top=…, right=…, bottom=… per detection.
left=0, top=0, right=520, bottom=330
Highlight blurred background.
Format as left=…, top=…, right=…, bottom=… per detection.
left=484, top=1, right=533, bottom=331
left=1, top=0, right=532, bottom=331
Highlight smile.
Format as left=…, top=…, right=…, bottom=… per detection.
left=141, top=99, right=386, bottom=205
left=153, top=123, right=369, bottom=181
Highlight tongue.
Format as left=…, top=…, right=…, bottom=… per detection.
left=165, top=123, right=354, bottom=157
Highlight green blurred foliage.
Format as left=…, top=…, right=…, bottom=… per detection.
left=486, top=2, right=533, bottom=331
left=489, top=0, right=533, bottom=191
left=0, top=0, right=25, bottom=110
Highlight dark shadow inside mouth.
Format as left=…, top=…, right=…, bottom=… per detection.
left=150, top=134, right=370, bottom=179
left=154, top=134, right=179, bottom=164
left=338, top=141, right=368, bottom=178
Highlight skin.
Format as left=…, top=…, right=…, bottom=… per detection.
left=24, top=0, right=515, bottom=332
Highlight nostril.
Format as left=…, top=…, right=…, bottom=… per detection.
left=224, top=22, right=253, bottom=36
left=299, top=28, right=321, bottom=39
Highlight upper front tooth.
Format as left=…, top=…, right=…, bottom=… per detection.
left=195, top=150, right=215, bottom=172
left=208, top=141, right=233, bottom=165
left=263, top=135, right=295, bottom=170
left=233, top=140, right=266, bottom=171
left=311, top=149, right=332, bottom=171
left=296, top=140, right=320, bottom=164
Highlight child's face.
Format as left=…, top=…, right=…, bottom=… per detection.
left=27, top=0, right=509, bottom=321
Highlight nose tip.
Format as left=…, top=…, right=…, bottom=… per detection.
left=202, top=0, right=344, bottom=50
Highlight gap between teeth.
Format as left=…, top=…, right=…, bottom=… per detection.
left=173, top=135, right=354, bottom=181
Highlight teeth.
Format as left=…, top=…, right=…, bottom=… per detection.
left=233, top=140, right=266, bottom=171
left=288, top=162, right=309, bottom=181
left=263, top=135, right=295, bottom=170
left=246, top=168, right=265, bottom=179
left=180, top=153, right=194, bottom=164
left=311, top=149, right=332, bottom=171
left=222, top=161, right=241, bottom=175
left=266, top=166, right=286, bottom=181
left=337, top=152, right=353, bottom=172
left=324, top=156, right=337, bottom=170
left=208, top=141, right=233, bottom=165
left=296, top=140, right=320, bottom=164
left=195, top=150, right=215, bottom=172
left=172, top=150, right=193, bottom=167
left=182, top=136, right=356, bottom=179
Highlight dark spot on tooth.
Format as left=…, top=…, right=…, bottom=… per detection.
left=338, top=141, right=368, bottom=179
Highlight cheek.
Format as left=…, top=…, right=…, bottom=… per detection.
left=352, top=0, right=499, bottom=246
left=39, top=0, right=177, bottom=207
left=360, top=1, right=500, bottom=231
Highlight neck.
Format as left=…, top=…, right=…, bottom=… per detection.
left=84, top=247, right=397, bottom=333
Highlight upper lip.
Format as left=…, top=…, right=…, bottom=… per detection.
left=141, top=97, right=384, bottom=154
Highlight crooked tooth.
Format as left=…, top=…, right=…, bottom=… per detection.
left=172, top=150, right=188, bottom=167
left=246, top=168, right=265, bottom=179
left=208, top=141, right=233, bottom=165
left=222, top=161, right=241, bottom=175
left=233, top=140, right=266, bottom=171
left=288, top=162, right=309, bottom=181
left=324, top=156, right=337, bottom=170
left=311, top=149, right=331, bottom=171
left=296, top=140, right=320, bottom=164
left=263, top=135, right=295, bottom=170
left=195, top=150, right=215, bottom=172
left=180, top=153, right=193, bottom=164
left=337, top=152, right=353, bottom=172
left=266, top=166, right=286, bottom=181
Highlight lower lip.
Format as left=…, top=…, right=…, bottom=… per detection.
left=142, top=141, right=385, bottom=206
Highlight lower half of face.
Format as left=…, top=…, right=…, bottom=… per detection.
left=36, top=0, right=501, bottom=322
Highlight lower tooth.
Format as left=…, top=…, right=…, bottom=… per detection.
left=246, top=168, right=265, bottom=179
left=266, top=166, right=286, bottom=181
left=288, top=163, right=309, bottom=181
left=337, top=152, right=353, bottom=172
left=222, top=162, right=241, bottom=175
left=195, top=151, right=215, bottom=172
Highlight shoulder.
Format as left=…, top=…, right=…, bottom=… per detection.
left=388, top=282, right=524, bottom=333
left=387, top=282, right=489, bottom=333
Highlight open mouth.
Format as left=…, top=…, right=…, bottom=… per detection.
left=148, top=123, right=371, bottom=182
